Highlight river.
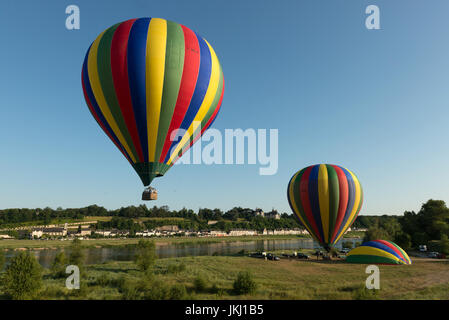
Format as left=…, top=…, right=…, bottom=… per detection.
left=4, top=238, right=361, bottom=269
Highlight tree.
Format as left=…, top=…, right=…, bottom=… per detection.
left=363, top=226, right=391, bottom=243
left=135, top=240, right=157, bottom=273
left=51, top=251, right=67, bottom=278
left=439, top=234, right=449, bottom=255
left=394, top=232, right=412, bottom=250
left=3, top=252, right=42, bottom=299
left=69, top=238, right=85, bottom=274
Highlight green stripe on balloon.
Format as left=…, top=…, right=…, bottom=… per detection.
left=155, top=21, right=185, bottom=163
left=96, top=23, right=140, bottom=162
left=346, top=254, right=402, bottom=265
left=173, top=65, right=224, bottom=162
left=326, top=164, right=339, bottom=245
left=291, top=169, right=319, bottom=243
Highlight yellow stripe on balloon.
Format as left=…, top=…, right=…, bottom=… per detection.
left=347, top=246, right=401, bottom=263
left=146, top=18, right=167, bottom=162
left=334, top=169, right=361, bottom=243
left=87, top=30, right=137, bottom=163
left=167, top=40, right=220, bottom=165
left=288, top=172, right=319, bottom=243
left=318, top=164, right=330, bottom=243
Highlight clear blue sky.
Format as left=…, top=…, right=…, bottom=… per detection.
left=1, top=0, right=449, bottom=215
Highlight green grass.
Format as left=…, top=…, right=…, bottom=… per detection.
left=5, top=256, right=446, bottom=300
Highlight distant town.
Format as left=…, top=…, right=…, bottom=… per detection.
left=0, top=206, right=367, bottom=241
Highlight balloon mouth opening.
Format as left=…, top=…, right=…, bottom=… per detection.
left=133, top=162, right=171, bottom=186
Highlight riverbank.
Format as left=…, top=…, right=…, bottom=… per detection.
left=10, top=255, right=449, bottom=300
left=0, top=234, right=320, bottom=250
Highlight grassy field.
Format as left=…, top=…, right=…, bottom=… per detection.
left=12, top=255, right=449, bottom=300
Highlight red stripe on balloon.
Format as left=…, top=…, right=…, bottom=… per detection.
left=82, top=71, right=133, bottom=165
left=172, top=75, right=224, bottom=164
left=299, top=166, right=323, bottom=244
left=110, top=19, right=145, bottom=162
left=159, top=25, right=201, bottom=162
left=329, top=164, right=349, bottom=243
left=375, top=240, right=406, bottom=261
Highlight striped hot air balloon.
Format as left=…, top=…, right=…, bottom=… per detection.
left=287, top=164, right=363, bottom=251
left=81, top=18, right=224, bottom=192
left=346, top=240, right=412, bottom=265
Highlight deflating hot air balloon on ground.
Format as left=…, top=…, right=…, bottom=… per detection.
left=346, top=240, right=411, bottom=265
left=287, top=164, right=363, bottom=251
left=81, top=18, right=224, bottom=200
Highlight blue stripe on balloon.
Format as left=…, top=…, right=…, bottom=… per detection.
left=163, top=32, right=212, bottom=163
left=362, top=241, right=406, bottom=263
left=308, top=165, right=325, bottom=243
left=127, top=17, right=150, bottom=163
left=333, top=166, right=356, bottom=239
left=83, top=47, right=132, bottom=163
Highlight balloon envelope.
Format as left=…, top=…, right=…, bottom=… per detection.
left=287, top=164, right=363, bottom=250
left=346, top=240, right=411, bottom=265
left=82, top=18, right=224, bottom=186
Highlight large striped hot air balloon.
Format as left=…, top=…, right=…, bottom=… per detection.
left=81, top=18, right=224, bottom=200
left=346, top=240, right=411, bottom=265
left=287, top=164, right=363, bottom=251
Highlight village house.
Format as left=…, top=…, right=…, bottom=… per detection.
left=227, top=229, right=258, bottom=237
left=265, top=211, right=281, bottom=220
left=254, top=208, right=264, bottom=217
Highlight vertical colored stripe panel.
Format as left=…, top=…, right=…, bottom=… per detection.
left=164, top=33, right=212, bottom=163
left=336, top=169, right=362, bottom=242
left=154, top=21, right=185, bottom=162
left=159, top=25, right=201, bottom=163
left=317, top=164, right=330, bottom=244
left=300, top=166, right=323, bottom=244
left=146, top=18, right=167, bottom=162
left=326, top=164, right=339, bottom=244
left=171, top=72, right=224, bottom=164
left=172, top=64, right=223, bottom=163
left=333, top=166, right=356, bottom=241
left=167, top=39, right=220, bottom=164
left=308, top=165, right=325, bottom=243
left=287, top=170, right=320, bottom=243
left=330, top=165, right=349, bottom=243
left=110, top=19, right=145, bottom=163
left=96, top=24, right=139, bottom=164
left=127, top=17, right=151, bottom=163
left=87, top=30, right=137, bottom=163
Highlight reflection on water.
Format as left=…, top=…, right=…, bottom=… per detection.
left=4, top=238, right=360, bottom=269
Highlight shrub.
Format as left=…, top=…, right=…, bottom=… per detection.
left=0, top=250, right=5, bottom=271
left=143, top=279, right=169, bottom=300
left=3, top=252, right=43, bottom=300
left=353, top=285, right=380, bottom=300
left=193, top=275, right=208, bottom=293
left=120, top=278, right=143, bottom=300
left=50, top=251, right=67, bottom=278
left=135, top=240, right=157, bottom=273
left=233, top=271, right=257, bottom=295
left=169, top=284, right=187, bottom=300
left=69, top=239, right=85, bottom=274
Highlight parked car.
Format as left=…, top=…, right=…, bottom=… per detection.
left=267, top=253, right=280, bottom=261
left=428, top=252, right=439, bottom=258
left=297, top=253, right=309, bottom=259
left=419, top=245, right=427, bottom=252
